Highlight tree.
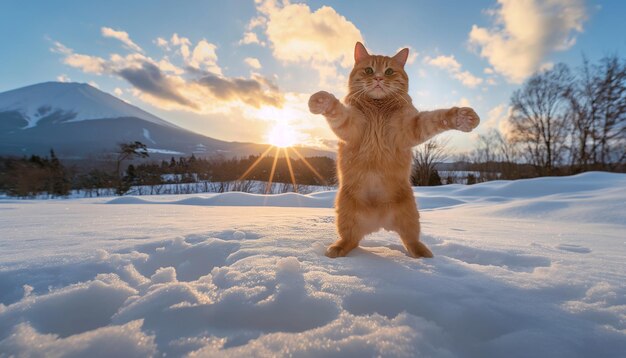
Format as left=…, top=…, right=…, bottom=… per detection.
left=471, top=129, right=520, bottom=180
left=412, top=138, right=450, bottom=186
left=509, top=64, right=572, bottom=174
left=115, top=141, right=149, bottom=195
left=115, top=141, right=149, bottom=178
left=428, top=170, right=442, bottom=186
left=594, top=55, right=626, bottom=168
left=48, top=149, right=70, bottom=196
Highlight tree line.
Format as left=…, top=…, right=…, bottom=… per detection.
left=412, top=54, right=625, bottom=185
left=494, top=54, right=624, bottom=175
left=0, top=142, right=336, bottom=197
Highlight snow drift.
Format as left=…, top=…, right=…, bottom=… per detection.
left=0, top=172, right=624, bottom=357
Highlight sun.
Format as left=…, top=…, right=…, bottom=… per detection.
left=267, top=122, right=299, bottom=148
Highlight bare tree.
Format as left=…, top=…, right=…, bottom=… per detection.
left=509, top=64, right=572, bottom=174
left=567, top=54, right=626, bottom=170
left=566, top=56, right=600, bottom=170
left=471, top=129, right=520, bottom=180
left=595, top=55, right=626, bottom=168
left=412, top=137, right=450, bottom=186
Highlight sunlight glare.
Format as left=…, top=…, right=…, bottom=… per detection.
left=267, top=122, right=298, bottom=148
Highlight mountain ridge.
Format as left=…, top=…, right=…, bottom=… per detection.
left=0, top=82, right=334, bottom=160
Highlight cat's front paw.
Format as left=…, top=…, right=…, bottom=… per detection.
left=448, top=107, right=480, bottom=132
left=309, top=91, right=336, bottom=115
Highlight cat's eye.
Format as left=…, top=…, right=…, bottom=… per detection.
left=385, top=68, right=394, bottom=76
left=364, top=67, right=374, bottom=75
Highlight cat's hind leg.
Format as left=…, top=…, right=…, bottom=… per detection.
left=327, top=213, right=365, bottom=258
left=327, top=199, right=369, bottom=258
left=391, top=199, right=433, bottom=258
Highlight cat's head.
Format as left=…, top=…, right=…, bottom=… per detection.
left=348, top=42, right=409, bottom=101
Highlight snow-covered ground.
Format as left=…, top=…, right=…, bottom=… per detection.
left=0, top=172, right=625, bottom=357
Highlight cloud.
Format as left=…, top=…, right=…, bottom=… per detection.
left=244, top=57, right=262, bottom=69
left=252, top=0, right=363, bottom=88
left=155, top=35, right=222, bottom=75
left=479, top=103, right=516, bottom=138
left=426, top=55, right=461, bottom=71
left=113, top=88, right=123, bottom=96
left=196, top=73, right=283, bottom=108
left=57, top=74, right=70, bottom=82
left=154, top=37, right=169, bottom=50
left=239, top=32, right=265, bottom=46
left=51, top=38, right=283, bottom=113
left=468, top=0, right=587, bottom=83
left=424, top=55, right=483, bottom=88
left=188, top=40, right=221, bottom=75
left=101, top=27, right=143, bottom=53
left=169, top=33, right=192, bottom=59
left=51, top=42, right=107, bottom=74
left=117, top=61, right=197, bottom=109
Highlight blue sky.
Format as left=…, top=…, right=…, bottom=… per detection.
left=1, top=0, right=625, bottom=152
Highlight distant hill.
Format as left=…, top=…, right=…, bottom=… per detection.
left=0, top=82, right=334, bottom=160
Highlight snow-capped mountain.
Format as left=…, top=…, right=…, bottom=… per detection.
left=0, top=82, right=333, bottom=159
left=0, top=82, right=176, bottom=129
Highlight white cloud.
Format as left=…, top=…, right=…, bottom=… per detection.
left=50, top=41, right=72, bottom=55
left=154, top=37, right=169, bottom=50
left=51, top=39, right=282, bottom=114
left=247, top=15, right=266, bottom=30
left=252, top=0, right=363, bottom=88
left=455, top=71, right=484, bottom=88
left=170, top=33, right=192, bottom=59
left=189, top=40, right=221, bottom=75
left=468, top=0, right=587, bottom=83
left=51, top=42, right=107, bottom=74
left=157, top=58, right=184, bottom=75
left=424, top=55, right=483, bottom=88
left=160, top=34, right=221, bottom=75
left=426, top=55, right=461, bottom=71
left=244, top=57, right=262, bottom=69
left=101, top=27, right=143, bottom=53
left=113, top=87, right=124, bottom=96
left=479, top=103, right=516, bottom=138
left=483, top=103, right=507, bottom=129
left=239, top=32, right=265, bottom=46
left=57, top=74, right=70, bottom=82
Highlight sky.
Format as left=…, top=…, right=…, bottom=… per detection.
left=1, top=0, right=625, bottom=153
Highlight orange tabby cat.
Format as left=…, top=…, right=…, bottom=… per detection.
left=309, top=42, right=479, bottom=258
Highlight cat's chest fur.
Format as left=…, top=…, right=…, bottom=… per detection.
left=338, top=109, right=412, bottom=205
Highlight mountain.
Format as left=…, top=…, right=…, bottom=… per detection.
left=0, top=82, right=334, bottom=160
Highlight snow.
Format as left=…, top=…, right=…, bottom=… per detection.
left=145, top=148, right=185, bottom=155
left=0, top=82, right=177, bottom=129
left=0, top=172, right=625, bottom=357
left=143, top=128, right=157, bottom=145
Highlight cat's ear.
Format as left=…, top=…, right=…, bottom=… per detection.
left=392, top=48, right=410, bottom=67
left=354, top=42, right=370, bottom=63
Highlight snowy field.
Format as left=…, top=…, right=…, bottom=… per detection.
left=0, top=172, right=625, bottom=357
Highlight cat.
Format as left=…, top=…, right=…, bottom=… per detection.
left=308, top=42, right=479, bottom=258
